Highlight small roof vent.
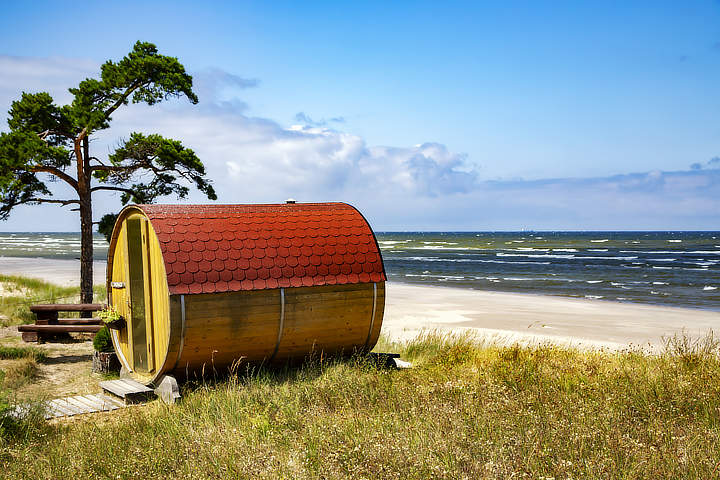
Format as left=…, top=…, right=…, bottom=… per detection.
left=285, top=198, right=297, bottom=204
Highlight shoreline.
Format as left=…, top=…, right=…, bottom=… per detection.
left=1, top=256, right=718, bottom=350
left=389, top=279, right=720, bottom=313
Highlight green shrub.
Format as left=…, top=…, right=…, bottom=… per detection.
left=92, top=326, right=114, bottom=353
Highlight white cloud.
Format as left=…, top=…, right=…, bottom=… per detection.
left=0, top=55, right=719, bottom=231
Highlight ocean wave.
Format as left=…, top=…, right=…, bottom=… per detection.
left=591, top=239, right=609, bottom=243
left=574, top=256, right=638, bottom=260
left=496, top=253, right=575, bottom=259
left=411, top=246, right=474, bottom=251
left=585, top=295, right=604, bottom=299
left=403, top=256, right=550, bottom=265
left=619, top=250, right=676, bottom=254
left=502, top=277, right=549, bottom=281
left=586, top=280, right=603, bottom=284
left=704, top=286, right=717, bottom=291
left=668, top=239, right=682, bottom=243
left=587, top=249, right=608, bottom=252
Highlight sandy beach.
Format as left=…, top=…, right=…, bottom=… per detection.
left=384, top=283, right=720, bottom=350
left=1, top=256, right=718, bottom=350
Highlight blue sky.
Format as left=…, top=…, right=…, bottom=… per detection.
left=1, top=1, right=720, bottom=230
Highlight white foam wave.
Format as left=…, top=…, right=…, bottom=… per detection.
left=502, top=277, right=547, bottom=281
left=620, top=250, right=676, bottom=254
left=413, top=246, right=473, bottom=251
left=575, top=256, right=638, bottom=260
left=591, top=239, right=609, bottom=243
left=703, top=286, right=717, bottom=291
left=497, top=253, right=575, bottom=259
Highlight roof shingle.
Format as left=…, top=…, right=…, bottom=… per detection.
left=137, top=203, right=386, bottom=295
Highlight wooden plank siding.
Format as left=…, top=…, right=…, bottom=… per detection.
left=170, top=282, right=384, bottom=377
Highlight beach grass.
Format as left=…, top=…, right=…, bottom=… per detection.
left=1, top=332, right=719, bottom=478
left=0, top=346, right=47, bottom=397
left=0, top=346, right=47, bottom=362
left=0, top=275, right=106, bottom=326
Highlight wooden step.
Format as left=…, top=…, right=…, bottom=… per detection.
left=100, top=379, right=155, bottom=404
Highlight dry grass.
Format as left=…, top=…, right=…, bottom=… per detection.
left=1, top=358, right=39, bottom=389
left=0, top=331, right=719, bottom=478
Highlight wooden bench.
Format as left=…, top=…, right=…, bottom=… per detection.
left=19, top=304, right=106, bottom=342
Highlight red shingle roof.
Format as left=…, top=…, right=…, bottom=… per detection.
left=136, top=203, right=386, bottom=295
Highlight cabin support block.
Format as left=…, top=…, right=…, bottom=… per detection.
left=154, top=375, right=181, bottom=404
left=366, top=352, right=412, bottom=369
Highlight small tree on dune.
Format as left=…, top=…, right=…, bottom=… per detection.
left=0, top=41, right=217, bottom=303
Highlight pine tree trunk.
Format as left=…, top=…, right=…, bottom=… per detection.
left=79, top=136, right=93, bottom=307
left=79, top=194, right=94, bottom=305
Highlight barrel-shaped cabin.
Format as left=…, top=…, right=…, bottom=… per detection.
left=106, top=203, right=386, bottom=385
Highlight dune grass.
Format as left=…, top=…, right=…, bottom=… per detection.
left=0, top=346, right=47, bottom=363
left=1, top=331, right=719, bottom=478
left=0, top=275, right=106, bottom=326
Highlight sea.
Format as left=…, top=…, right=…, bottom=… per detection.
left=0, top=231, right=718, bottom=311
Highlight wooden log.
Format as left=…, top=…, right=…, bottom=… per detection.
left=21, top=332, right=38, bottom=342
left=18, top=324, right=102, bottom=333
left=56, top=318, right=102, bottom=325
left=30, top=303, right=105, bottom=313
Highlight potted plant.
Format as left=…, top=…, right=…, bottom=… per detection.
left=98, top=305, right=125, bottom=330
left=92, top=326, right=120, bottom=374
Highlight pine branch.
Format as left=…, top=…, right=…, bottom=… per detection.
left=30, top=166, right=79, bottom=191
left=25, top=198, right=80, bottom=206
left=90, top=185, right=134, bottom=193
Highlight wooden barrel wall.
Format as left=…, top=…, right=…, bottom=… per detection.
left=107, top=203, right=386, bottom=385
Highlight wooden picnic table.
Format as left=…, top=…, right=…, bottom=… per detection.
left=19, top=303, right=106, bottom=342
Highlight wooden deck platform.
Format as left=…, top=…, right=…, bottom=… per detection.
left=22, top=394, right=130, bottom=419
